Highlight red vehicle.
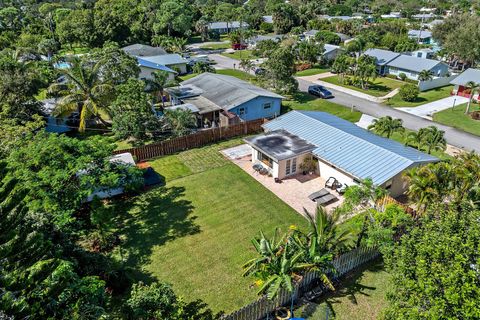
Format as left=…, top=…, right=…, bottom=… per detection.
left=231, top=43, right=248, bottom=50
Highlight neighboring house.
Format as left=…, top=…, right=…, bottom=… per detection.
left=425, top=19, right=443, bottom=29
left=166, top=72, right=283, bottom=127
left=303, top=29, right=319, bottom=41
left=122, top=44, right=167, bottom=57
left=262, top=15, right=273, bottom=23
left=381, top=12, right=402, bottom=19
left=42, top=98, right=71, bottom=134
left=244, top=111, right=438, bottom=197
left=408, top=30, right=433, bottom=44
left=247, top=34, right=283, bottom=48
left=207, top=21, right=248, bottom=34
left=386, top=55, right=449, bottom=80
left=450, top=68, right=480, bottom=99
left=137, top=57, right=177, bottom=81
left=334, top=32, right=351, bottom=43
left=323, top=44, right=343, bottom=61
left=139, top=54, right=188, bottom=74
left=363, top=48, right=401, bottom=75
left=412, top=13, right=435, bottom=20
left=411, top=48, right=435, bottom=59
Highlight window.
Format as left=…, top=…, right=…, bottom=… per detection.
left=292, top=158, right=297, bottom=174
left=385, top=179, right=393, bottom=190
left=286, top=160, right=291, bottom=175
left=239, top=107, right=247, bottom=115
left=259, top=152, right=273, bottom=168
left=417, top=52, right=422, bottom=58
left=263, top=102, right=272, bottom=109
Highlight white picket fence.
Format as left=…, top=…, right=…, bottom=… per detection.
left=222, top=246, right=379, bottom=320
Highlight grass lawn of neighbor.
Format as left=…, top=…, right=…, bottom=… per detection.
left=200, top=42, right=231, bottom=50
left=296, top=259, right=390, bottom=320
left=179, top=69, right=255, bottom=82
left=295, top=66, right=330, bottom=77
left=322, top=76, right=404, bottom=97
left=110, top=139, right=308, bottom=313
left=433, top=102, right=480, bottom=137
left=282, top=92, right=362, bottom=123
left=221, top=49, right=255, bottom=60
left=387, top=85, right=454, bottom=108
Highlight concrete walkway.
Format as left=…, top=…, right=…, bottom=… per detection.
left=297, top=75, right=399, bottom=103
left=396, top=96, right=469, bottom=120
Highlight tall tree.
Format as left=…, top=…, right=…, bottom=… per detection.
left=153, top=0, right=193, bottom=37
left=272, top=4, right=299, bottom=34
left=262, top=46, right=298, bottom=94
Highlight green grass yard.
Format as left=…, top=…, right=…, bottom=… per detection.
left=295, top=66, right=330, bottom=77
left=433, top=102, right=480, bottom=137
left=200, top=42, right=231, bottom=50
left=282, top=92, right=362, bottom=123
left=386, top=85, right=454, bottom=108
left=221, top=49, right=255, bottom=60
left=111, top=139, right=307, bottom=313
left=178, top=69, right=255, bottom=82
left=322, top=76, right=404, bottom=97
left=296, top=259, right=390, bottom=320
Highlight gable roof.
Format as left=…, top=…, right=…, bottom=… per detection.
left=122, top=44, right=167, bottom=57
left=324, top=44, right=342, bottom=55
left=364, top=49, right=401, bottom=66
left=140, top=54, right=187, bottom=66
left=208, top=21, right=248, bottom=30
left=262, top=111, right=438, bottom=185
left=450, top=68, right=480, bottom=86
left=180, top=73, right=283, bottom=110
left=387, top=55, right=444, bottom=73
left=408, top=30, right=432, bottom=39
left=304, top=29, right=319, bottom=36
left=137, top=58, right=177, bottom=73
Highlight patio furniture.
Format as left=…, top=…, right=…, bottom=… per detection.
left=315, top=193, right=338, bottom=206
left=337, top=184, right=348, bottom=195
left=274, top=177, right=282, bottom=183
left=325, top=177, right=342, bottom=190
left=252, top=163, right=262, bottom=174
left=308, top=188, right=330, bottom=201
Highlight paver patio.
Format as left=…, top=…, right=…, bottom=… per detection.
left=223, top=145, right=344, bottom=216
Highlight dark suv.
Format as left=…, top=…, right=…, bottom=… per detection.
left=308, top=85, right=334, bottom=99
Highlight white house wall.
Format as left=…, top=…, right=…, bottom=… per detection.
left=318, top=159, right=356, bottom=186
left=139, top=66, right=176, bottom=81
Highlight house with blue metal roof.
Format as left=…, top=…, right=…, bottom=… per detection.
left=137, top=57, right=178, bottom=81
left=244, top=111, right=438, bottom=197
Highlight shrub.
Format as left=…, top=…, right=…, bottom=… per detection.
left=399, top=83, right=420, bottom=102
left=398, top=72, right=407, bottom=81
left=260, top=22, right=274, bottom=33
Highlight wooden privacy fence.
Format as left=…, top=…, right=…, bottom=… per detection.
left=376, top=195, right=416, bottom=216
left=222, top=246, right=380, bottom=320
left=113, top=119, right=265, bottom=162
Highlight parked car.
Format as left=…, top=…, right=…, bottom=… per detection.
left=231, top=43, right=248, bottom=50
left=254, top=67, right=266, bottom=75
left=308, top=85, right=334, bottom=99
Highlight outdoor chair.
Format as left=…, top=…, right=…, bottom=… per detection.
left=325, top=177, right=342, bottom=190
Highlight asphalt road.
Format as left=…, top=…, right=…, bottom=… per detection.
left=208, top=53, right=480, bottom=153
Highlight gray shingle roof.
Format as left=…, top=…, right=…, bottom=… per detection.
left=181, top=73, right=283, bottom=110
left=141, top=54, right=187, bottom=66
left=387, top=55, right=443, bottom=72
left=450, top=68, right=480, bottom=86
left=364, top=49, right=401, bottom=66
left=262, top=111, right=438, bottom=185
left=408, top=30, right=432, bottom=39
left=324, top=44, right=341, bottom=55
left=122, top=44, right=167, bottom=57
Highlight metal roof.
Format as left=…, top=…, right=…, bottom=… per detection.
left=165, top=103, right=200, bottom=113
left=387, top=55, right=444, bottom=73
left=263, top=15, right=273, bottom=23
left=450, top=68, right=480, bottom=86
left=324, top=44, right=341, bottom=55
left=140, top=54, right=187, bottom=66
left=181, top=73, right=284, bottom=111
left=137, top=57, right=177, bottom=73
left=364, top=49, right=400, bottom=66
left=182, top=96, right=222, bottom=114
left=262, top=111, right=438, bottom=185
left=408, top=30, right=432, bottom=39
left=122, top=44, right=167, bottom=57
left=208, top=21, right=249, bottom=29
left=244, top=129, right=316, bottom=161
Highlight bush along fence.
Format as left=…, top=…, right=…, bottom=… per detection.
left=376, top=195, right=416, bottom=216
left=222, top=246, right=380, bottom=320
left=113, top=119, right=265, bottom=162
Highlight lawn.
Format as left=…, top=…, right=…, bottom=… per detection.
left=386, top=85, right=454, bottom=108
left=178, top=69, right=255, bottom=82
left=200, top=42, right=231, bottom=50
left=433, top=102, right=480, bottom=137
left=322, top=76, right=404, bottom=97
left=388, top=130, right=451, bottom=160
left=282, top=92, right=362, bottom=123
left=296, top=259, right=390, bottom=320
left=295, top=66, right=330, bottom=77
left=221, top=49, right=255, bottom=60
left=111, top=139, right=308, bottom=313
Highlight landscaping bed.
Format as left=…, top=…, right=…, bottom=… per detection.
left=386, top=85, right=454, bottom=108
left=433, top=103, right=480, bottom=137
left=322, top=76, right=404, bottom=97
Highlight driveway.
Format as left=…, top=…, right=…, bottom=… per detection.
left=397, top=96, right=469, bottom=119
left=208, top=53, right=256, bottom=74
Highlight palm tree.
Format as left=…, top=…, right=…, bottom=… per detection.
left=169, top=37, right=187, bottom=54
left=423, top=126, right=446, bottom=154
left=48, top=57, right=114, bottom=132
left=404, top=128, right=428, bottom=150
left=332, top=54, right=351, bottom=83
left=368, top=116, right=405, bottom=138
left=163, top=109, right=197, bottom=136
left=145, top=70, right=177, bottom=108
left=464, top=81, right=479, bottom=114
left=418, top=69, right=434, bottom=82
left=239, top=58, right=254, bottom=73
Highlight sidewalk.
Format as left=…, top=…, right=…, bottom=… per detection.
left=297, top=75, right=398, bottom=103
